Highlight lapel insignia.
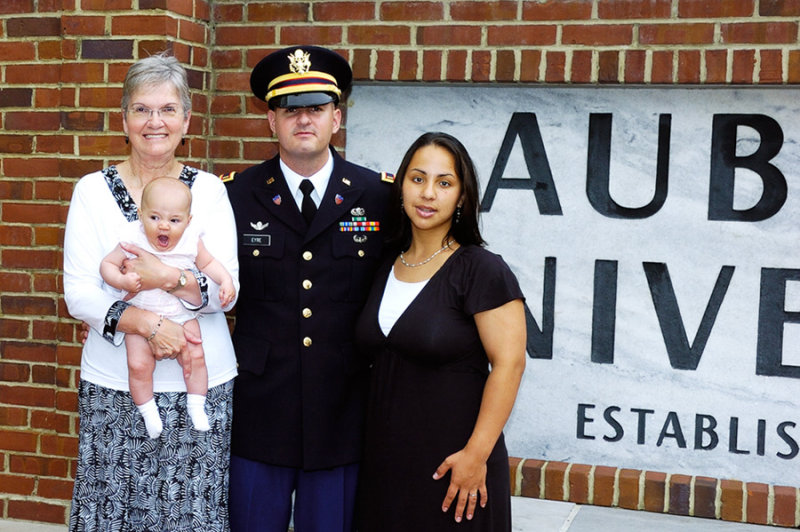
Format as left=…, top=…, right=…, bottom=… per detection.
left=335, top=194, right=344, bottom=205
left=342, top=178, right=351, bottom=186
left=250, top=221, right=269, bottom=230
left=272, top=194, right=282, bottom=205
left=219, top=171, right=236, bottom=182
left=381, top=172, right=395, bottom=183
left=266, top=177, right=275, bottom=185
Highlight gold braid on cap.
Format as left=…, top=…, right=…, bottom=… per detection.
left=266, top=72, right=340, bottom=101
left=264, top=49, right=341, bottom=102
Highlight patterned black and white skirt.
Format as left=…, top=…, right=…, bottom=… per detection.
left=69, top=380, right=234, bottom=532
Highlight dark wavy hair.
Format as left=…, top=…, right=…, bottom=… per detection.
left=385, top=132, right=485, bottom=252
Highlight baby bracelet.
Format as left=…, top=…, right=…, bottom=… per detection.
left=146, top=314, right=164, bottom=342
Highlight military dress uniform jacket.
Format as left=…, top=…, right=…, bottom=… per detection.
left=225, top=148, right=391, bottom=471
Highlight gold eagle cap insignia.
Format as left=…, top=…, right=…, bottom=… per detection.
left=288, top=49, right=312, bottom=75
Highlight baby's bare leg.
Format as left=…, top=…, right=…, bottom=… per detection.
left=125, top=334, right=162, bottom=438
left=181, top=319, right=210, bottom=431
left=181, top=319, right=208, bottom=396
left=126, top=334, right=156, bottom=405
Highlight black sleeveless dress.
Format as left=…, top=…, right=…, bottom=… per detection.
left=355, top=245, right=524, bottom=531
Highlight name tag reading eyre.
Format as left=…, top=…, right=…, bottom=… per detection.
left=244, top=234, right=271, bottom=246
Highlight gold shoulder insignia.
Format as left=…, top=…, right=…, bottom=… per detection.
left=219, top=171, right=236, bottom=183
left=380, top=172, right=395, bottom=183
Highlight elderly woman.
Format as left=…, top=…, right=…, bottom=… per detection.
left=355, top=132, right=526, bottom=531
left=64, top=53, right=238, bottom=531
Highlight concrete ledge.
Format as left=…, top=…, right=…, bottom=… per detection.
left=0, top=519, right=62, bottom=531
left=509, top=456, right=800, bottom=528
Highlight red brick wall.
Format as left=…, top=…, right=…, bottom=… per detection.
left=1, top=0, right=798, bottom=526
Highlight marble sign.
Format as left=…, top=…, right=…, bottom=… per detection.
left=347, top=85, right=800, bottom=487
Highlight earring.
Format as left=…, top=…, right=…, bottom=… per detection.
left=181, top=137, right=186, bottom=146
left=454, top=206, right=462, bottom=225
left=125, top=137, right=129, bottom=144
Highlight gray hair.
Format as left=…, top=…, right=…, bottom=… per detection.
left=121, top=52, right=192, bottom=116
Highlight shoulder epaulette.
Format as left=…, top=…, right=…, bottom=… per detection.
left=219, top=171, right=236, bottom=183
left=380, top=172, right=395, bottom=183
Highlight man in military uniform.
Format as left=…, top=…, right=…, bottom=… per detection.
left=223, top=45, right=392, bottom=532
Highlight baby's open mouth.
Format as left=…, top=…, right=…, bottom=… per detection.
left=158, top=235, right=169, bottom=246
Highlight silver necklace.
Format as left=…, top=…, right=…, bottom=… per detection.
left=399, top=241, right=453, bottom=268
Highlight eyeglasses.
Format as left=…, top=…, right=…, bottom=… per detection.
left=127, top=105, right=181, bottom=121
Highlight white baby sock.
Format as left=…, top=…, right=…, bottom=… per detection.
left=187, top=394, right=210, bottom=432
left=136, top=398, right=163, bottom=439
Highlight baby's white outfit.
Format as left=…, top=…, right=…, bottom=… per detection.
left=119, top=220, right=203, bottom=324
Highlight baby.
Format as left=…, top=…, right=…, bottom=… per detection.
left=100, top=177, right=235, bottom=438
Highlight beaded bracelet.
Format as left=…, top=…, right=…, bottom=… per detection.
left=146, top=314, right=164, bottom=342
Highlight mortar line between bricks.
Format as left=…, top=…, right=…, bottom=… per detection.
left=664, top=473, right=672, bottom=513
left=637, top=469, right=645, bottom=511
left=514, top=458, right=525, bottom=497
left=768, top=485, right=775, bottom=526
left=795, top=487, right=800, bottom=526
left=563, top=462, right=573, bottom=501
left=540, top=461, right=548, bottom=499
left=743, top=481, right=748, bottom=523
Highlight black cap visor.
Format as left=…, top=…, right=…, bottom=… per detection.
left=271, top=91, right=337, bottom=109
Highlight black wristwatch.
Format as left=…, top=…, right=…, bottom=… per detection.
left=167, top=269, right=187, bottom=293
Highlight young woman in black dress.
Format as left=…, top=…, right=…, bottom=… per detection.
left=356, top=132, right=527, bottom=531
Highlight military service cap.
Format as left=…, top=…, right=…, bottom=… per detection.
left=250, top=45, right=353, bottom=109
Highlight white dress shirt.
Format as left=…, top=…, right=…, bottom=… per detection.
left=280, top=151, right=334, bottom=211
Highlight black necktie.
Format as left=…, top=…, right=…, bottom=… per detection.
left=299, top=179, right=317, bottom=224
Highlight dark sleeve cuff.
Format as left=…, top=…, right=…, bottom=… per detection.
left=181, top=267, right=209, bottom=311
left=102, top=300, right=130, bottom=342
